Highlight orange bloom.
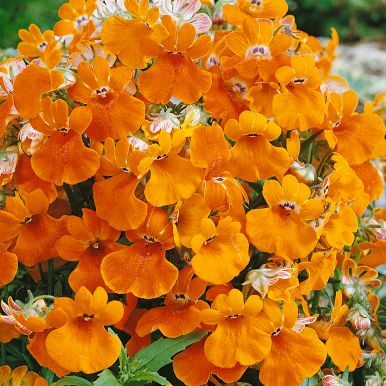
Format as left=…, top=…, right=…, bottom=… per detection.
left=136, top=266, right=207, bottom=338
left=45, top=286, right=124, bottom=374
left=138, top=18, right=212, bottom=104
left=0, top=189, right=63, bottom=266
left=324, top=90, right=386, bottom=165
left=316, top=291, right=363, bottom=372
left=259, top=300, right=326, bottom=386
left=101, top=241, right=178, bottom=298
left=297, top=250, right=337, bottom=295
left=129, top=130, right=204, bottom=206
left=0, top=245, right=18, bottom=287
left=30, top=97, right=100, bottom=185
left=93, top=137, right=148, bottom=231
left=201, top=289, right=271, bottom=368
left=224, top=0, right=289, bottom=27
left=0, top=365, right=48, bottom=386
left=14, top=154, right=57, bottom=203
left=102, top=206, right=178, bottom=298
left=172, top=193, right=211, bottom=248
left=359, top=240, right=386, bottom=268
left=12, top=64, right=64, bottom=119
left=351, top=161, right=384, bottom=202
left=17, top=24, right=55, bottom=58
left=224, top=110, right=291, bottom=181
left=101, top=0, right=164, bottom=70
left=190, top=122, right=248, bottom=218
left=173, top=338, right=247, bottom=386
left=54, top=0, right=97, bottom=42
left=246, top=174, right=324, bottom=260
left=0, top=318, right=19, bottom=343
left=69, top=56, right=145, bottom=140
left=273, top=55, right=326, bottom=131
left=225, top=18, right=292, bottom=79
left=191, top=217, right=249, bottom=284
left=55, top=209, right=122, bottom=292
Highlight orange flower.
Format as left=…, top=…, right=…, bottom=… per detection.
left=45, top=286, right=124, bottom=374
left=273, top=55, right=326, bottom=131
left=201, top=289, right=271, bottom=368
left=0, top=189, right=63, bottom=266
left=297, top=250, right=337, bottom=295
left=102, top=206, right=178, bottom=298
left=55, top=209, right=122, bottom=292
left=324, top=90, right=386, bottom=165
left=30, top=97, right=100, bottom=185
left=0, top=245, right=18, bottom=287
left=246, top=174, right=324, bottom=260
left=12, top=64, right=64, bottom=119
left=17, top=24, right=55, bottom=58
left=101, top=0, right=164, bottom=70
left=258, top=299, right=326, bottom=386
left=191, top=217, right=249, bottom=284
left=0, top=365, right=48, bottom=386
left=14, top=154, right=57, bottom=203
left=54, top=0, right=97, bottom=42
left=136, top=266, right=207, bottom=338
left=0, top=318, right=19, bottom=343
left=68, top=56, right=145, bottom=140
left=138, top=18, right=212, bottom=104
left=172, top=193, right=211, bottom=248
left=190, top=122, right=248, bottom=217
left=316, top=291, right=363, bottom=372
left=173, top=338, right=247, bottom=385
left=224, top=0, right=289, bottom=27
left=129, top=130, right=204, bottom=206
left=93, top=137, right=148, bottom=231
left=224, top=110, right=291, bottom=181
left=225, top=18, right=292, bottom=79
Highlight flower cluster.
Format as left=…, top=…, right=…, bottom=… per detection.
left=0, top=0, right=385, bottom=385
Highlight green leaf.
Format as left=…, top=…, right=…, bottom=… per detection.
left=127, top=331, right=207, bottom=373
left=54, top=376, right=94, bottom=386
left=93, top=369, right=122, bottom=386
left=130, top=370, right=170, bottom=385
left=300, top=376, right=319, bottom=386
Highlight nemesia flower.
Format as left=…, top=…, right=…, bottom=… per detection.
left=129, top=130, right=205, bottom=206
left=17, top=24, right=56, bottom=58
left=201, top=289, right=271, bottom=367
left=138, top=17, right=213, bottom=104
left=55, top=208, right=122, bottom=291
left=246, top=174, right=324, bottom=260
left=273, top=55, right=326, bottom=131
left=30, top=97, right=100, bottom=185
left=173, top=337, right=247, bottom=385
left=45, top=286, right=124, bottom=374
left=101, top=205, right=179, bottom=298
left=191, top=217, right=250, bottom=284
left=0, top=189, right=64, bottom=266
left=135, top=266, right=207, bottom=337
left=224, top=110, right=291, bottom=181
left=68, top=55, right=145, bottom=140
left=258, top=299, right=327, bottom=386
left=0, top=365, right=48, bottom=386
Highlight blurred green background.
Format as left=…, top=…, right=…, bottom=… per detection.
left=0, top=0, right=385, bottom=48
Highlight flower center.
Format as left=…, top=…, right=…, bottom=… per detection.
left=247, top=45, right=271, bottom=60
left=37, top=41, right=48, bottom=51
left=155, top=154, right=168, bottom=161
left=143, top=234, right=158, bottom=243
left=292, top=77, right=307, bottom=85
left=75, top=15, right=88, bottom=28
left=271, top=327, right=282, bottom=336
left=95, top=86, right=109, bottom=97
left=279, top=200, right=298, bottom=211
left=82, top=313, right=95, bottom=321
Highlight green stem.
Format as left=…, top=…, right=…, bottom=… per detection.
left=48, top=259, right=54, bottom=295
left=1, top=344, right=6, bottom=365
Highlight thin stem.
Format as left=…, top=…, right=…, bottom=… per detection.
left=48, top=259, right=54, bottom=295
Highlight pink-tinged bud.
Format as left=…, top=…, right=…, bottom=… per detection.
left=348, top=305, right=372, bottom=331
left=290, top=160, right=316, bottom=183
left=0, top=146, right=18, bottom=175
left=322, top=375, right=351, bottom=386
left=322, top=375, right=341, bottom=386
